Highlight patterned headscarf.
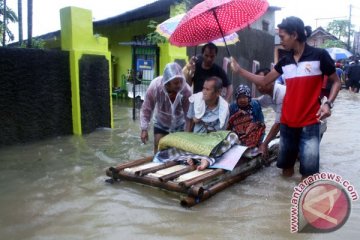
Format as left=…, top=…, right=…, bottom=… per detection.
left=235, top=84, right=251, bottom=100
left=234, top=84, right=252, bottom=114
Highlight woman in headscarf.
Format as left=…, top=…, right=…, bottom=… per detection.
left=227, top=84, right=265, bottom=148
left=140, top=62, right=192, bottom=153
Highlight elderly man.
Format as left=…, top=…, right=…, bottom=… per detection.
left=186, top=76, right=229, bottom=134
left=185, top=76, right=229, bottom=170
left=140, top=62, right=192, bottom=153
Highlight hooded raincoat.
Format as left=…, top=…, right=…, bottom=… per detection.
left=140, top=62, right=192, bottom=133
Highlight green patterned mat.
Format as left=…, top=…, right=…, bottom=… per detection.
left=158, top=131, right=236, bottom=157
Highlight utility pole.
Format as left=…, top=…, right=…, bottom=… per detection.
left=2, top=0, right=6, bottom=46
left=348, top=4, right=352, bottom=51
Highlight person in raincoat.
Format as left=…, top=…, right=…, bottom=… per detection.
left=140, top=62, right=192, bottom=153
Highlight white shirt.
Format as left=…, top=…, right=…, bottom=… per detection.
left=256, top=83, right=286, bottom=123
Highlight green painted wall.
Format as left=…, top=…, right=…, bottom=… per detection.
left=94, top=4, right=188, bottom=88
left=94, top=18, right=164, bottom=88
left=47, top=2, right=189, bottom=88
left=60, top=6, right=113, bottom=135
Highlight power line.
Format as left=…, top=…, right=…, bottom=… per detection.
left=315, top=16, right=348, bottom=28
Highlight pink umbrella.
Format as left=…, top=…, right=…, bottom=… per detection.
left=169, top=0, right=269, bottom=56
left=156, top=13, right=240, bottom=46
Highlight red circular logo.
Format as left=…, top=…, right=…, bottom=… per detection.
left=301, top=182, right=351, bottom=232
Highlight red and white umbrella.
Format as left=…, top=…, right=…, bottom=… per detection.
left=156, top=13, right=240, bottom=46
left=169, top=0, right=269, bottom=55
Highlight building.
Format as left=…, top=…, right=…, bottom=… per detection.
left=307, top=26, right=339, bottom=48
left=29, top=0, right=280, bottom=94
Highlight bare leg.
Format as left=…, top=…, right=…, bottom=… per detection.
left=186, top=158, right=195, bottom=166
left=197, top=158, right=209, bottom=171
left=301, top=175, right=308, bottom=181
left=154, top=133, right=166, bottom=154
left=282, top=167, right=294, bottom=177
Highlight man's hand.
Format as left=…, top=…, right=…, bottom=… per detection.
left=316, top=104, right=331, bottom=122
left=259, top=143, right=269, bottom=159
left=141, top=130, right=148, bottom=144
left=183, top=56, right=197, bottom=85
left=187, top=56, right=197, bottom=72
left=230, top=57, right=241, bottom=73
left=192, top=117, right=201, bottom=123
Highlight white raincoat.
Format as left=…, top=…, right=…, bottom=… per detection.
left=140, top=62, right=192, bottom=133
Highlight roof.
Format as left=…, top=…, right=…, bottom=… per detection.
left=94, top=1, right=280, bottom=27
left=35, top=0, right=199, bottom=40
left=94, top=0, right=190, bottom=27
left=25, top=0, right=280, bottom=41
left=310, top=26, right=338, bottom=40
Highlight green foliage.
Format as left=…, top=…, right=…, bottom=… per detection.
left=20, top=38, right=46, bottom=49
left=0, top=0, right=18, bottom=45
left=326, top=20, right=354, bottom=41
left=320, top=39, right=347, bottom=49
left=145, top=0, right=196, bottom=45
left=145, top=20, right=167, bottom=45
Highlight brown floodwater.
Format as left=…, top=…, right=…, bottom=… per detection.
left=0, top=90, right=359, bottom=239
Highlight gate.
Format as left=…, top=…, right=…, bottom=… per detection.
left=127, top=45, right=160, bottom=120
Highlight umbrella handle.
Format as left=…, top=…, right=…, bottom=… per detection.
left=212, top=9, right=231, bottom=57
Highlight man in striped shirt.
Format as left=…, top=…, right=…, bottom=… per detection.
left=230, top=17, right=341, bottom=180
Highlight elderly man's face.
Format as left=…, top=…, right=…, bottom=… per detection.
left=202, top=80, right=219, bottom=102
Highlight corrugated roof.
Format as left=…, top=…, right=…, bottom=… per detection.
left=94, top=0, right=202, bottom=26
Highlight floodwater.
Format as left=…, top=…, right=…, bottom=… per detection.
left=0, top=90, right=359, bottom=240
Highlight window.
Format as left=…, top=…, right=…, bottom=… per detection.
left=262, top=20, right=269, bottom=32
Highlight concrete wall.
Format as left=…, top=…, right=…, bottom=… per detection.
left=0, top=48, right=72, bottom=147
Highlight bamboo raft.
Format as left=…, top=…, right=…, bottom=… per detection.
left=105, top=142, right=279, bottom=207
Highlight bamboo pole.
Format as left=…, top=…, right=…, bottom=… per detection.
left=187, top=183, right=205, bottom=197
left=117, top=170, right=189, bottom=194
left=159, top=165, right=196, bottom=182
left=105, top=156, right=153, bottom=177
left=180, top=167, right=256, bottom=207
left=180, top=152, right=278, bottom=207
left=178, top=168, right=225, bottom=188
left=106, top=142, right=279, bottom=207
left=135, top=160, right=178, bottom=176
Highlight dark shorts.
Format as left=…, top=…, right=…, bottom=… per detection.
left=349, top=78, right=360, bottom=89
left=277, top=123, right=320, bottom=176
left=153, top=126, right=169, bottom=135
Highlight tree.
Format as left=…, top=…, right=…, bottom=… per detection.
left=320, top=39, right=347, bottom=49
left=0, top=0, right=18, bottom=46
left=326, top=20, right=354, bottom=45
left=27, top=0, right=32, bottom=48
left=145, top=0, right=193, bottom=45
left=18, top=0, right=22, bottom=45
left=2, top=0, right=5, bottom=46
left=145, top=20, right=166, bottom=45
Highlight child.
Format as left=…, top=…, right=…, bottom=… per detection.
left=227, top=84, right=265, bottom=148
